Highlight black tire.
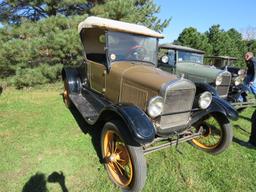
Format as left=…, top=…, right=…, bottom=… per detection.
left=249, top=110, right=256, bottom=145
left=63, top=79, right=72, bottom=108
left=251, top=110, right=256, bottom=131
left=101, top=120, right=147, bottom=192
left=191, top=114, right=233, bottom=155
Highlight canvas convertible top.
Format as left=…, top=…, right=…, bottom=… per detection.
left=78, top=16, right=164, bottom=38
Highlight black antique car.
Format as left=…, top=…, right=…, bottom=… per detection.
left=205, top=56, right=256, bottom=110
left=62, top=17, right=238, bottom=192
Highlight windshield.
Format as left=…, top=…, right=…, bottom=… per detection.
left=107, top=31, right=158, bottom=65
left=177, top=51, right=204, bottom=64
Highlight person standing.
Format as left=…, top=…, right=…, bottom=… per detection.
left=244, top=52, right=256, bottom=146
left=244, top=52, right=256, bottom=95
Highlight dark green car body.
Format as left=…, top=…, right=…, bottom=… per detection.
left=158, top=44, right=232, bottom=98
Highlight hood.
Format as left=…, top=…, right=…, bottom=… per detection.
left=111, top=61, right=178, bottom=92
left=176, top=62, right=224, bottom=83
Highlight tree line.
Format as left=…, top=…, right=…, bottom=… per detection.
left=0, top=0, right=255, bottom=88
left=175, top=25, right=256, bottom=67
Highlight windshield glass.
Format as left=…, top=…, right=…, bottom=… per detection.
left=177, top=51, right=204, bottom=64
left=107, top=31, right=158, bottom=65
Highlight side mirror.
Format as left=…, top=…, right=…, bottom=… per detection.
left=161, top=55, right=169, bottom=64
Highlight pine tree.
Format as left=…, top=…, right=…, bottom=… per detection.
left=175, top=27, right=212, bottom=55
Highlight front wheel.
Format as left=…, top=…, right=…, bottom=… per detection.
left=191, top=114, right=233, bottom=155
left=101, top=120, right=147, bottom=192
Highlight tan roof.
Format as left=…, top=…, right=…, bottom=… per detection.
left=78, top=16, right=164, bottom=38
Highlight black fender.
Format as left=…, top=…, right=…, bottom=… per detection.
left=98, top=104, right=155, bottom=146
left=195, top=82, right=218, bottom=96
left=237, top=84, right=249, bottom=93
left=62, top=67, right=81, bottom=94
left=191, top=95, right=238, bottom=125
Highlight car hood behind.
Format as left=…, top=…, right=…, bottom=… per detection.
left=176, top=62, right=224, bottom=83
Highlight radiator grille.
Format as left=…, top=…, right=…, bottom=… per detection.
left=159, top=79, right=196, bottom=131
left=216, top=73, right=231, bottom=97
left=121, top=83, right=148, bottom=109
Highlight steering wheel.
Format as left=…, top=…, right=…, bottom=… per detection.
left=126, top=45, right=146, bottom=60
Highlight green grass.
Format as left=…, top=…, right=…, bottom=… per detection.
left=0, top=83, right=255, bottom=192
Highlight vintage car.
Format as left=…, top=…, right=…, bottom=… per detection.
left=158, top=44, right=232, bottom=98
left=62, top=17, right=237, bottom=192
left=205, top=56, right=256, bottom=109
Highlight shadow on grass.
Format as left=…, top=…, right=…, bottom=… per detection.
left=233, top=137, right=256, bottom=149
left=239, top=115, right=252, bottom=122
left=69, top=105, right=103, bottom=163
left=233, top=124, right=250, bottom=134
left=22, top=171, right=68, bottom=192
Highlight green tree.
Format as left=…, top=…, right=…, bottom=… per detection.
left=176, top=25, right=250, bottom=67
left=0, top=0, right=99, bottom=24
left=91, top=0, right=171, bottom=31
left=0, top=0, right=170, bottom=88
left=175, top=27, right=212, bottom=54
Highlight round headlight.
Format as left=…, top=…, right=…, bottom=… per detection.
left=234, top=76, right=243, bottom=86
left=147, top=96, right=164, bottom=118
left=198, top=91, right=212, bottom=109
left=161, top=55, right=169, bottom=64
left=238, top=69, right=245, bottom=76
left=215, top=75, right=223, bottom=86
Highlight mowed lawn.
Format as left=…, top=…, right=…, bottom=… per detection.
left=0, top=83, right=255, bottom=192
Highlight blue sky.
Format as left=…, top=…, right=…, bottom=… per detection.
left=155, top=0, right=256, bottom=42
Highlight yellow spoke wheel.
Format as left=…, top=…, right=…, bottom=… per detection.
left=103, top=130, right=133, bottom=187
left=101, top=121, right=146, bottom=191
left=63, top=80, right=71, bottom=107
left=191, top=114, right=232, bottom=154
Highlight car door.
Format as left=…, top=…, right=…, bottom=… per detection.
left=87, top=60, right=107, bottom=94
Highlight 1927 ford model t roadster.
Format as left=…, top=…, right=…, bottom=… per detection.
left=62, top=17, right=237, bottom=191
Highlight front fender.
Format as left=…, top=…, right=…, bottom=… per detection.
left=195, top=82, right=218, bottom=96
left=98, top=104, right=155, bottom=146
left=212, top=96, right=238, bottom=120
left=191, top=95, right=238, bottom=124
left=237, top=84, right=250, bottom=92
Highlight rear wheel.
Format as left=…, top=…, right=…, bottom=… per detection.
left=63, top=79, right=72, bottom=108
left=101, top=121, right=146, bottom=192
left=191, top=114, right=233, bottom=155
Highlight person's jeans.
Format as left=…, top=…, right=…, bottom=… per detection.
left=244, top=75, right=256, bottom=95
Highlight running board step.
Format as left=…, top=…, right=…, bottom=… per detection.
left=69, top=93, right=99, bottom=121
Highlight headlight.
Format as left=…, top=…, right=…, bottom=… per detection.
left=198, top=91, right=212, bottom=109
left=147, top=96, right=164, bottom=118
left=238, top=69, right=245, bottom=76
left=215, top=75, right=223, bottom=86
left=234, top=77, right=243, bottom=86
left=161, top=55, right=169, bottom=64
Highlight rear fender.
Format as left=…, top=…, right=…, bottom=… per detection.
left=62, top=67, right=81, bottom=94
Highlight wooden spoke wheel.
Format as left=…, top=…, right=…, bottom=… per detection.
left=101, top=121, right=146, bottom=192
left=191, top=114, right=233, bottom=155
left=63, top=80, right=72, bottom=108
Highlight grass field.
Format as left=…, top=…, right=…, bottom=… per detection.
left=0, top=83, right=255, bottom=192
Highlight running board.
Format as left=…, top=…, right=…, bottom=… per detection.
left=69, top=93, right=100, bottom=122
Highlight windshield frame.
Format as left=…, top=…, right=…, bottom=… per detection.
left=106, top=31, right=159, bottom=67
left=176, top=50, right=204, bottom=65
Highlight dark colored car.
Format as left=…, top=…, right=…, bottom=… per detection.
left=205, top=56, right=256, bottom=110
